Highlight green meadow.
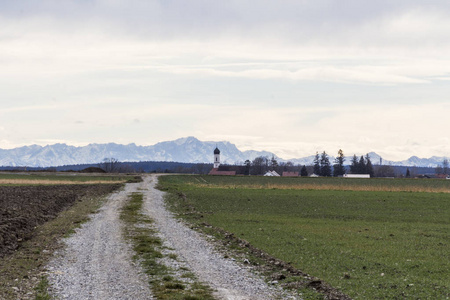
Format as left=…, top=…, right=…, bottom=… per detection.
left=158, top=175, right=450, bottom=299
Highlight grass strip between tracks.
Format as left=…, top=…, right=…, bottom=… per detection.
left=120, top=192, right=215, bottom=300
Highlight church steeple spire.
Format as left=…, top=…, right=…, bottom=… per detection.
left=213, top=145, right=220, bottom=168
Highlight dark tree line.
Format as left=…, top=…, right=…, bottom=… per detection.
left=309, top=149, right=379, bottom=177
left=313, top=151, right=332, bottom=176
left=95, top=159, right=213, bottom=174
left=245, top=155, right=307, bottom=176
left=2, top=155, right=441, bottom=178
left=312, top=149, right=347, bottom=177
left=349, top=154, right=374, bottom=177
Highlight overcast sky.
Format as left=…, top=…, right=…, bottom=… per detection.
left=1, top=0, right=449, bottom=161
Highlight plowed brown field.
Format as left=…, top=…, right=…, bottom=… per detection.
left=0, top=184, right=121, bottom=257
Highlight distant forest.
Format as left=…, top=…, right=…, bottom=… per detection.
left=0, top=161, right=213, bottom=174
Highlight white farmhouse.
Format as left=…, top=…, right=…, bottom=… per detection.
left=264, top=170, right=280, bottom=177
left=343, top=174, right=370, bottom=178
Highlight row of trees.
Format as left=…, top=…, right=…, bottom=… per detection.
left=237, top=150, right=371, bottom=177
left=244, top=156, right=308, bottom=176
left=349, top=154, right=374, bottom=177
left=248, top=150, right=351, bottom=177
left=97, top=156, right=448, bottom=178
left=313, top=151, right=332, bottom=177
left=98, top=158, right=136, bottom=173
left=313, top=149, right=365, bottom=177
left=312, top=149, right=351, bottom=177
left=97, top=158, right=211, bottom=174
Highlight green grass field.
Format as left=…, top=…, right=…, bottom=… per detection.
left=173, top=175, right=450, bottom=193
left=158, top=175, right=450, bottom=299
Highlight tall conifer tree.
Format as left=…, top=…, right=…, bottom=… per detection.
left=365, top=153, right=374, bottom=177
left=313, top=152, right=321, bottom=175
left=350, top=155, right=358, bottom=174
left=300, top=165, right=308, bottom=177
left=333, top=149, right=346, bottom=177
left=320, top=151, right=332, bottom=177
left=270, top=155, right=278, bottom=171
left=358, top=155, right=366, bottom=174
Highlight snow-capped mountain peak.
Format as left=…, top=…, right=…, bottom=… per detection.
left=0, top=137, right=446, bottom=168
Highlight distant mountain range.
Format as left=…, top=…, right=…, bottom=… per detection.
left=0, top=136, right=446, bottom=168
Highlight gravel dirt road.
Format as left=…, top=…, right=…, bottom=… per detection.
left=46, top=182, right=154, bottom=300
left=47, top=175, right=299, bottom=300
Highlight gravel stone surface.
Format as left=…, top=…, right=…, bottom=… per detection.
left=142, top=175, right=300, bottom=300
left=46, top=175, right=300, bottom=300
left=46, top=182, right=154, bottom=300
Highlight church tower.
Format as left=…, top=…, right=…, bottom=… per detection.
left=213, top=146, right=220, bottom=169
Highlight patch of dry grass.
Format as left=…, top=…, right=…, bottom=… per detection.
left=266, top=183, right=450, bottom=193
left=174, top=176, right=450, bottom=194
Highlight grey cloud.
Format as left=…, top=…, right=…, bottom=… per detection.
left=3, top=0, right=450, bottom=40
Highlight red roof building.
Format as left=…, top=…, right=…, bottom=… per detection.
left=208, top=146, right=236, bottom=175
left=282, top=171, right=299, bottom=177
left=208, top=168, right=236, bottom=176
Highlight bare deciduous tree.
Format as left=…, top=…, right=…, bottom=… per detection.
left=251, top=156, right=269, bottom=175
left=374, top=165, right=395, bottom=178
left=99, top=158, right=120, bottom=173
left=443, top=158, right=449, bottom=175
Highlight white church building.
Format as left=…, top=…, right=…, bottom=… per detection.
left=213, top=146, right=220, bottom=168
left=209, top=146, right=236, bottom=175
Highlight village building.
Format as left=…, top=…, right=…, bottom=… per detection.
left=208, top=146, right=236, bottom=176
left=264, top=170, right=280, bottom=177
left=213, top=146, right=220, bottom=168
left=343, top=174, right=370, bottom=178
left=282, top=171, right=299, bottom=177
left=435, top=174, right=450, bottom=179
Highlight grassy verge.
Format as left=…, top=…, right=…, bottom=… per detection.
left=158, top=175, right=450, bottom=299
left=120, top=192, right=215, bottom=300
left=0, top=186, right=119, bottom=300
left=34, top=277, right=51, bottom=300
